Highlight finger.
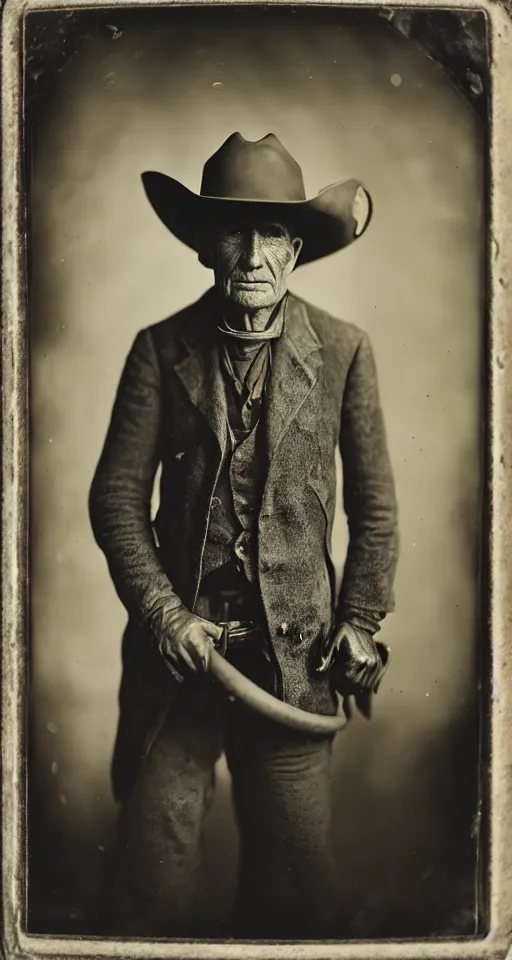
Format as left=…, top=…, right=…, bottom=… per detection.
left=178, top=646, right=198, bottom=674
left=331, top=629, right=347, bottom=654
left=363, top=662, right=382, bottom=692
left=372, top=664, right=385, bottom=693
left=201, top=638, right=215, bottom=672
left=351, top=664, right=375, bottom=691
left=163, top=646, right=180, bottom=666
left=343, top=659, right=369, bottom=683
left=336, top=634, right=352, bottom=660
left=354, top=674, right=372, bottom=692
left=187, top=636, right=213, bottom=673
left=317, top=641, right=336, bottom=672
left=201, top=620, right=224, bottom=643
left=316, top=654, right=332, bottom=674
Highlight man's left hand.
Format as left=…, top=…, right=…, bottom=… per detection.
left=317, top=622, right=383, bottom=693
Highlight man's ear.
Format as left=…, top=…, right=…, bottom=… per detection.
left=285, top=236, right=303, bottom=275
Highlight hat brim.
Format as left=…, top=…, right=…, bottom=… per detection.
left=141, top=171, right=372, bottom=267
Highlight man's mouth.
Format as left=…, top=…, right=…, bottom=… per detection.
left=231, top=279, right=271, bottom=287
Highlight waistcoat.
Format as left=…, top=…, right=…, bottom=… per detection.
left=201, top=297, right=285, bottom=590
left=201, top=380, right=267, bottom=585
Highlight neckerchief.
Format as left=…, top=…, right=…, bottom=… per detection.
left=218, top=295, right=287, bottom=437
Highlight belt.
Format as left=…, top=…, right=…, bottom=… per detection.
left=214, top=620, right=262, bottom=655
left=197, top=580, right=264, bottom=636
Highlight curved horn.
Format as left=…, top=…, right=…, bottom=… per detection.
left=209, top=649, right=346, bottom=735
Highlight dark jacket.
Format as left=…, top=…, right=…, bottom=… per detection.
left=89, top=289, right=399, bottom=801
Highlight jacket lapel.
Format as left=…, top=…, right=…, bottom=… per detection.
left=265, top=294, right=323, bottom=462
left=173, top=293, right=228, bottom=457
left=172, top=290, right=322, bottom=462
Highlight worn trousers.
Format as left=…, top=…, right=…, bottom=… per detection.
left=107, top=647, right=341, bottom=939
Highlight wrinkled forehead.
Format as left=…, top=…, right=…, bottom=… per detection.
left=215, top=219, right=295, bottom=241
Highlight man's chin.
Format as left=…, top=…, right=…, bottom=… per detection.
left=227, top=286, right=276, bottom=310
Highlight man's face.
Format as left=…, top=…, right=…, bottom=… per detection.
left=213, top=221, right=303, bottom=311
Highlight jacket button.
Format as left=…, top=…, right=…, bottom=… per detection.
left=279, top=622, right=289, bottom=636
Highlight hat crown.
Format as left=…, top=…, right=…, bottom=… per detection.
left=200, top=133, right=307, bottom=203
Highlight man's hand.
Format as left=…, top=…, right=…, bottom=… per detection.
left=159, top=607, right=224, bottom=675
left=318, top=622, right=383, bottom=693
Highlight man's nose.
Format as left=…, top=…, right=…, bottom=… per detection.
left=240, top=229, right=264, bottom=269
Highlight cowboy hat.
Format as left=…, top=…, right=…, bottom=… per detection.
left=141, top=133, right=372, bottom=267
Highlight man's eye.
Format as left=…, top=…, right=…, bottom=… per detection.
left=219, top=227, right=240, bottom=239
left=263, top=225, right=286, bottom=239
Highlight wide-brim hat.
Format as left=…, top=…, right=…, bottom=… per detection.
left=142, top=132, right=372, bottom=268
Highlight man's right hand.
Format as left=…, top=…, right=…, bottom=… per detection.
left=159, top=607, right=224, bottom=674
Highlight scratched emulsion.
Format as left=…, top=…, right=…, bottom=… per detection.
left=25, top=6, right=486, bottom=938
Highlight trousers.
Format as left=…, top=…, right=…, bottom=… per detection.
left=106, top=646, right=341, bottom=939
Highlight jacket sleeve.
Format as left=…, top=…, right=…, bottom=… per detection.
left=336, top=331, right=399, bottom=621
left=89, top=328, right=184, bottom=645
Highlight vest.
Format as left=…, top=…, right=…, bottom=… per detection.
left=201, top=349, right=269, bottom=588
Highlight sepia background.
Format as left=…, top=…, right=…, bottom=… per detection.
left=26, top=5, right=486, bottom=938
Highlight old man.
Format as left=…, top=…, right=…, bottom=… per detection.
left=89, top=132, right=399, bottom=939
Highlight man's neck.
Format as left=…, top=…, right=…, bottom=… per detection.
left=223, top=297, right=283, bottom=333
